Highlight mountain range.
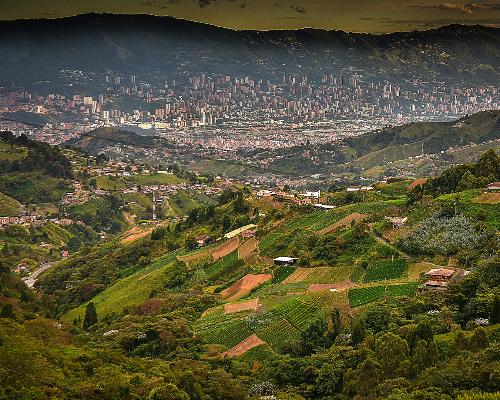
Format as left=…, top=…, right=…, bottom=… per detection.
left=0, top=13, right=499, bottom=88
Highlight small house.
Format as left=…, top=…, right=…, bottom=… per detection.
left=273, top=257, right=298, bottom=266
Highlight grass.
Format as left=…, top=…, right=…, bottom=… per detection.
left=0, top=172, right=71, bottom=204
left=129, top=173, right=183, bottom=186
left=0, top=192, right=20, bottom=216
left=169, top=190, right=201, bottom=216
left=0, top=143, right=27, bottom=161
left=363, top=259, right=408, bottom=283
left=94, top=175, right=127, bottom=190
left=61, top=253, right=179, bottom=323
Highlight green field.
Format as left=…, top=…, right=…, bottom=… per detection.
left=437, top=189, right=500, bottom=230
left=61, top=253, right=179, bottom=323
left=205, top=250, right=245, bottom=283
left=94, top=175, right=127, bottom=190
left=129, top=173, right=183, bottom=186
left=0, top=192, right=20, bottom=216
left=0, top=143, right=27, bottom=161
left=348, top=283, right=418, bottom=307
left=363, top=259, right=408, bottom=283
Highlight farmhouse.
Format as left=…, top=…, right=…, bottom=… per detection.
left=422, top=268, right=468, bottom=290
left=273, top=256, right=298, bottom=266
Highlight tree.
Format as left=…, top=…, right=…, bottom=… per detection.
left=489, top=294, right=500, bottom=324
left=374, top=332, right=410, bottom=379
left=355, top=358, right=381, bottom=397
left=83, top=302, right=98, bottom=330
left=0, top=304, right=16, bottom=320
left=147, top=384, right=189, bottom=400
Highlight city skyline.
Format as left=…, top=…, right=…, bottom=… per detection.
left=0, top=0, right=499, bottom=33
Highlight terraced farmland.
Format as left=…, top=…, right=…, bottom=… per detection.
left=284, top=266, right=356, bottom=284
left=348, top=283, right=417, bottom=307
left=363, top=259, right=408, bottom=282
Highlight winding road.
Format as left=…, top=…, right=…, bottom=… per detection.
left=22, top=262, right=57, bottom=288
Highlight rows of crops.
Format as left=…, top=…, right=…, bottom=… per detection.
left=348, top=283, right=418, bottom=307
left=205, top=250, right=243, bottom=282
left=198, top=318, right=253, bottom=349
left=274, top=298, right=322, bottom=330
left=254, top=315, right=301, bottom=352
left=303, top=266, right=356, bottom=284
left=272, top=266, right=297, bottom=283
left=363, top=259, right=408, bottom=282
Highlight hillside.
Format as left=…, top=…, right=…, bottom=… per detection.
left=0, top=14, right=498, bottom=87
left=1, top=136, right=499, bottom=399
left=346, top=110, right=500, bottom=167
left=66, top=127, right=161, bottom=155
left=36, top=153, right=499, bottom=388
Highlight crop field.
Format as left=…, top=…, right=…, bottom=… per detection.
left=205, top=250, right=244, bottom=282
left=200, top=318, right=253, bottom=349
left=274, top=298, right=324, bottom=330
left=283, top=266, right=356, bottom=284
left=221, top=273, right=273, bottom=301
left=254, top=315, right=301, bottom=352
left=318, top=213, right=366, bottom=235
left=222, top=334, right=265, bottom=357
left=363, top=259, right=408, bottom=282
left=271, top=266, right=296, bottom=283
left=348, top=282, right=418, bottom=307
left=348, top=286, right=386, bottom=307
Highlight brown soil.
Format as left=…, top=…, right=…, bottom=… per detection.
left=238, top=237, right=258, bottom=260
left=222, top=334, right=265, bottom=357
left=224, top=298, right=261, bottom=314
left=121, top=226, right=153, bottom=244
left=308, top=281, right=356, bottom=292
left=408, top=178, right=428, bottom=190
left=211, top=237, right=240, bottom=261
left=221, top=274, right=272, bottom=301
left=318, top=213, right=366, bottom=235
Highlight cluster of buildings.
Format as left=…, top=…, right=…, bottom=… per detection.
left=0, top=71, right=498, bottom=150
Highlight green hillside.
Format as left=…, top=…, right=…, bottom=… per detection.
left=0, top=192, right=20, bottom=216
left=1, top=139, right=499, bottom=399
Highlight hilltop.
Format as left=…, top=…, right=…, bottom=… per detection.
left=0, top=14, right=498, bottom=87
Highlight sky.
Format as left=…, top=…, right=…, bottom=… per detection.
left=0, top=0, right=499, bottom=33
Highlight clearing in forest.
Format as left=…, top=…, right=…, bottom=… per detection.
left=317, top=213, right=366, bottom=235
left=222, top=334, right=265, bottom=357
left=221, top=274, right=273, bottom=301
left=224, top=298, right=262, bottom=314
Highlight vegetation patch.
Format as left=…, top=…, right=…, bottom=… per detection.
left=363, top=259, right=408, bottom=282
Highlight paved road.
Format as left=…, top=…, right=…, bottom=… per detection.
left=22, top=262, right=57, bottom=288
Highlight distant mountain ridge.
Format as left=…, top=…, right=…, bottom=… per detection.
left=0, top=13, right=498, bottom=87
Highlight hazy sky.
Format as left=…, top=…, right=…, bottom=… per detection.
left=0, top=0, right=499, bottom=32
